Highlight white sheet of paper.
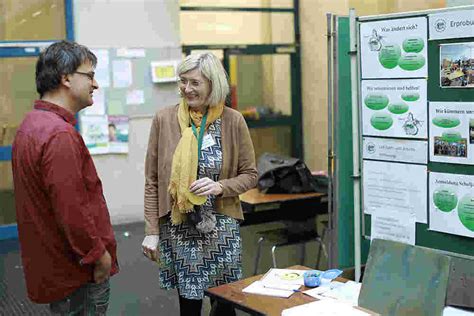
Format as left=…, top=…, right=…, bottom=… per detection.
left=361, top=79, right=427, bottom=138
left=429, top=172, right=474, bottom=238
left=282, top=298, right=371, bottom=316
left=303, top=281, right=344, bottom=298
left=242, top=281, right=294, bottom=298
left=429, top=102, right=474, bottom=165
left=363, top=160, right=427, bottom=223
left=318, top=281, right=362, bottom=306
left=372, top=209, right=416, bottom=245
left=82, top=89, right=105, bottom=116
left=429, top=9, right=474, bottom=40
left=360, top=17, right=428, bottom=79
left=126, top=89, right=145, bottom=105
left=443, top=306, right=474, bottom=316
left=116, top=48, right=146, bottom=58
left=112, top=59, right=133, bottom=88
left=91, top=49, right=110, bottom=88
left=363, top=137, right=427, bottom=164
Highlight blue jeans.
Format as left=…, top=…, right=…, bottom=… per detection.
left=49, top=279, right=110, bottom=315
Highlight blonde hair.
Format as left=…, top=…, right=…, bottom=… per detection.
left=177, top=53, right=229, bottom=107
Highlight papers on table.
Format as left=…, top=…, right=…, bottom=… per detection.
left=282, top=298, right=373, bottom=316
left=242, top=280, right=299, bottom=298
left=304, top=281, right=362, bottom=306
left=260, top=268, right=309, bottom=286
left=243, top=268, right=306, bottom=298
left=303, top=281, right=344, bottom=297
left=443, top=306, right=474, bottom=316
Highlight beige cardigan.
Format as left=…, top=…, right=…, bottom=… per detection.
left=144, top=104, right=258, bottom=235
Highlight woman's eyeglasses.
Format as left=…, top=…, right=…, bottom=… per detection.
left=177, top=78, right=203, bottom=88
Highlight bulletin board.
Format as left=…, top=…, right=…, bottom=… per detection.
left=78, top=46, right=181, bottom=155
left=356, top=6, right=474, bottom=257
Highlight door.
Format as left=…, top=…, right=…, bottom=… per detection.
left=0, top=0, right=73, bottom=240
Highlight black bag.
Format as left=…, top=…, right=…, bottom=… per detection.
left=257, top=153, right=324, bottom=194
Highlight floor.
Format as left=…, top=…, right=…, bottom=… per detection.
left=0, top=219, right=328, bottom=316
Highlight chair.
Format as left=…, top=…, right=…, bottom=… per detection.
left=253, top=220, right=328, bottom=275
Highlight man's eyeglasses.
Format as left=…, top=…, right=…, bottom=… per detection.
left=74, top=71, right=95, bottom=81
left=177, top=78, right=204, bottom=89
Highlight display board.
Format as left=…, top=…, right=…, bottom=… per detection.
left=79, top=46, right=181, bottom=155
left=358, top=6, right=474, bottom=257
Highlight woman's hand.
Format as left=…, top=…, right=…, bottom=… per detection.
left=141, top=235, right=159, bottom=261
left=189, top=177, right=223, bottom=196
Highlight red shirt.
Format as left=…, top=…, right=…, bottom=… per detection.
left=12, top=100, right=119, bottom=303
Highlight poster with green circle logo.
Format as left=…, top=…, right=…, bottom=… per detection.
left=433, top=188, right=458, bottom=212
left=360, top=17, right=427, bottom=78
left=458, top=195, right=474, bottom=232
left=378, top=44, right=401, bottom=69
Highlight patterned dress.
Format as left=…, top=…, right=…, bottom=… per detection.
left=158, top=118, right=242, bottom=299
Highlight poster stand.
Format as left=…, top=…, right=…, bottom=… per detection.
left=342, top=4, right=474, bottom=298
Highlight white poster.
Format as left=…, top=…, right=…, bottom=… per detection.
left=91, top=49, right=110, bottom=88
left=361, top=79, right=427, bottom=138
left=363, top=137, right=428, bottom=164
left=82, top=89, right=105, bottom=116
left=429, top=9, right=474, bottom=40
left=112, top=60, right=133, bottom=88
left=372, top=210, right=416, bottom=245
left=429, top=102, right=474, bottom=165
left=363, top=160, right=427, bottom=223
left=360, top=17, right=428, bottom=79
left=80, top=115, right=109, bottom=155
left=429, top=172, right=474, bottom=238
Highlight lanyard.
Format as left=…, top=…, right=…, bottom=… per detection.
left=191, top=112, right=208, bottom=160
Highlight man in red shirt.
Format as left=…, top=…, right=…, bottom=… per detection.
left=12, top=40, right=119, bottom=315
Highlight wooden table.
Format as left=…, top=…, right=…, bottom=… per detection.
left=206, top=265, right=342, bottom=316
left=240, top=188, right=326, bottom=205
left=239, top=189, right=328, bottom=226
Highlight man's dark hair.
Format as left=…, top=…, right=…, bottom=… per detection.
left=36, top=40, right=97, bottom=97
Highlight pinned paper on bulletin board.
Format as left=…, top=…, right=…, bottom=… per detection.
left=91, top=49, right=110, bottom=88
left=150, top=61, right=179, bottom=83
left=113, top=59, right=133, bottom=88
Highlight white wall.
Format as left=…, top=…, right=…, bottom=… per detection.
left=74, top=0, right=180, bottom=48
left=74, top=0, right=181, bottom=224
left=447, top=0, right=474, bottom=6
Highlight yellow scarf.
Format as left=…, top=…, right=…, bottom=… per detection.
left=168, top=100, right=224, bottom=225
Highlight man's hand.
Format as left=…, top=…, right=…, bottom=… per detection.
left=142, top=235, right=159, bottom=261
left=94, top=250, right=112, bottom=284
left=189, top=177, right=223, bottom=196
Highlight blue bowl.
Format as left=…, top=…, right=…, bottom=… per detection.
left=303, top=270, right=321, bottom=287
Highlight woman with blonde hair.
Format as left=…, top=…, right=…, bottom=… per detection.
left=141, top=53, right=257, bottom=315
